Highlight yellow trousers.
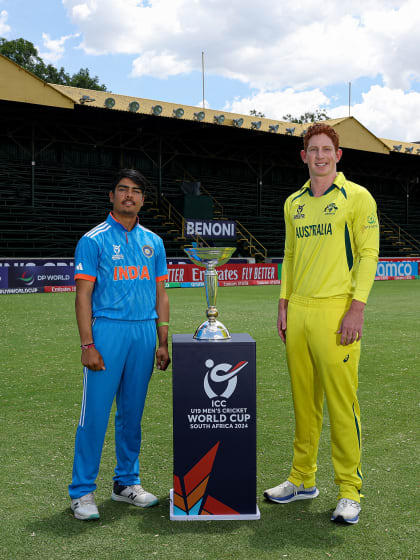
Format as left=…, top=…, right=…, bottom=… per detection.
left=286, top=294, right=362, bottom=502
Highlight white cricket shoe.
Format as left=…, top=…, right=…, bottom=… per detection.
left=111, top=482, right=159, bottom=508
left=331, top=498, right=361, bottom=524
left=71, top=492, right=100, bottom=520
left=264, top=480, right=319, bottom=503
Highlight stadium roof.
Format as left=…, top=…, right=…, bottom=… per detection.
left=1, top=53, right=419, bottom=157
left=0, top=54, right=74, bottom=109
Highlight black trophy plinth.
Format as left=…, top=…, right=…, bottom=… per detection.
left=170, top=333, right=260, bottom=521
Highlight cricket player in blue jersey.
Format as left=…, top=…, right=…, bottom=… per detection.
left=69, top=169, right=170, bottom=520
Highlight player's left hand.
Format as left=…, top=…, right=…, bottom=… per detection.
left=337, top=299, right=365, bottom=345
left=155, top=344, right=171, bottom=371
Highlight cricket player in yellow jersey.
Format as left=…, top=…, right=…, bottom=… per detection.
left=264, top=123, right=379, bottom=524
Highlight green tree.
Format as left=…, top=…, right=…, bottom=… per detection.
left=0, top=37, right=107, bottom=91
left=34, top=59, right=71, bottom=84
left=69, top=67, right=106, bottom=90
left=0, top=37, right=41, bottom=73
left=283, top=109, right=329, bottom=123
left=249, top=109, right=265, bottom=118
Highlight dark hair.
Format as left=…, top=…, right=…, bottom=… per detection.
left=111, top=169, right=147, bottom=193
left=303, top=123, right=339, bottom=151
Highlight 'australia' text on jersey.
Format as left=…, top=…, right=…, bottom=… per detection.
left=296, top=223, right=333, bottom=239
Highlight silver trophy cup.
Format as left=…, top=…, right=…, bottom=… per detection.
left=184, top=246, right=235, bottom=340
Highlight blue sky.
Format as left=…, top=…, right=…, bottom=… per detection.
left=1, top=0, right=420, bottom=141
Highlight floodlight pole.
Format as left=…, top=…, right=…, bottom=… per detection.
left=31, top=123, right=35, bottom=207
left=348, top=82, right=351, bottom=117
left=258, top=155, right=263, bottom=217
left=158, top=136, right=162, bottom=200
left=202, top=51, right=205, bottom=110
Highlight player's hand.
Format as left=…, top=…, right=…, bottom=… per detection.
left=81, top=347, right=106, bottom=371
left=337, top=300, right=365, bottom=346
left=277, top=299, right=288, bottom=343
left=156, top=344, right=171, bottom=371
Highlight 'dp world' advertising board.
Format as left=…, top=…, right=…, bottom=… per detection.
left=0, top=266, right=76, bottom=294
left=171, top=334, right=259, bottom=520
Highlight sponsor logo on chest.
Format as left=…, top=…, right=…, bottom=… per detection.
left=324, top=202, right=339, bottom=215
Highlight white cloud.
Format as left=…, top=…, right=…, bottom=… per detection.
left=194, top=98, right=210, bottom=109
left=62, top=0, right=420, bottom=92
left=224, top=89, right=330, bottom=120
left=131, top=50, right=192, bottom=78
left=225, top=85, right=420, bottom=142
left=361, top=0, right=420, bottom=89
left=38, top=32, right=80, bottom=63
left=60, top=0, right=420, bottom=140
left=71, top=3, right=92, bottom=20
left=0, top=9, right=10, bottom=34
left=329, top=85, right=420, bottom=142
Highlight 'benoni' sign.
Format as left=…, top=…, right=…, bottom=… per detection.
left=185, top=220, right=236, bottom=239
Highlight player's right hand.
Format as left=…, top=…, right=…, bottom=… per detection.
left=277, top=299, right=288, bottom=343
left=277, top=316, right=287, bottom=343
left=81, top=347, right=106, bottom=371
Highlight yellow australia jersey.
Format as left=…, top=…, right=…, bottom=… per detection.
left=280, top=172, right=379, bottom=303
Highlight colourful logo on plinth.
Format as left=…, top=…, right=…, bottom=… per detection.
left=173, top=442, right=239, bottom=516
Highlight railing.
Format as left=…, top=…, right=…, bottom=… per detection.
left=197, top=181, right=267, bottom=260
left=379, top=211, right=420, bottom=253
left=148, top=189, right=210, bottom=248
left=199, top=183, right=225, bottom=219
left=146, top=174, right=267, bottom=259
left=236, top=220, right=267, bottom=260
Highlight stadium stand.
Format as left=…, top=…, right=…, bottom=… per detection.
left=0, top=53, right=419, bottom=261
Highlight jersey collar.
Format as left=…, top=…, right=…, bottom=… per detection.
left=107, top=212, right=139, bottom=231
left=304, top=172, right=347, bottom=198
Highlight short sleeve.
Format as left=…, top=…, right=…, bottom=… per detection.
left=155, top=237, right=168, bottom=282
left=74, top=236, right=99, bottom=282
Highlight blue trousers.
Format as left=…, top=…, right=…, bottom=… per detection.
left=69, top=317, right=156, bottom=499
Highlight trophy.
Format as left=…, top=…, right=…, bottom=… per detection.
left=184, top=246, right=235, bottom=340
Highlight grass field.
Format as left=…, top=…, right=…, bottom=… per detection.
left=0, top=280, right=419, bottom=560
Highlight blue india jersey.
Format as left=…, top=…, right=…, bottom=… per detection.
left=74, top=213, right=168, bottom=320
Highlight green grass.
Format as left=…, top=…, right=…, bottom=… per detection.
left=0, top=281, right=419, bottom=560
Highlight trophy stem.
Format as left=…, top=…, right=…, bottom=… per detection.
left=205, top=266, right=218, bottom=315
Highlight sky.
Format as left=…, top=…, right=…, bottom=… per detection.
left=1, top=0, right=420, bottom=142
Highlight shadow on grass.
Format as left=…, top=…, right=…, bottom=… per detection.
left=28, top=495, right=345, bottom=552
